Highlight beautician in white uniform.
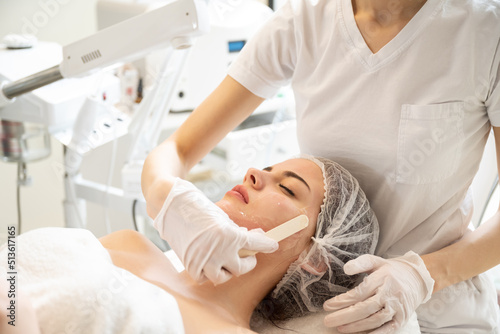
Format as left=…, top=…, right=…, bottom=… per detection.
left=142, top=0, right=500, bottom=332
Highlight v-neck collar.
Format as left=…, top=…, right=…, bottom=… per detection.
left=339, top=0, right=443, bottom=71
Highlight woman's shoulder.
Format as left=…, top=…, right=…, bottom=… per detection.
left=99, top=230, right=170, bottom=266
left=99, top=229, right=147, bottom=250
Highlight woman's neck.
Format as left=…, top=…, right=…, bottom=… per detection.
left=350, top=0, right=427, bottom=53
left=353, top=0, right=427, bottom=23
left=100, top=230, right=293, bottom=329
left=176, top=255, right=288, bottom=326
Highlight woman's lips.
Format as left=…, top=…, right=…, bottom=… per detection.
left=229, top=185, right=249, bottom=204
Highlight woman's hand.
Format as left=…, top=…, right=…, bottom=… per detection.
left=323, top=251, right=434, bottom=333
left=154, top=178, right=279, bottom=285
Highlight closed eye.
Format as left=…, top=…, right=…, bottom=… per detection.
left=280, top=184, right=295, bottom=197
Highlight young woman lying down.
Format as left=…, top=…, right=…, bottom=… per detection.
left=0, top=156, right=378, bottom=334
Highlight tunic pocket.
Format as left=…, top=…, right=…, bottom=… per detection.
left=396, top=102, right=464, bottom=185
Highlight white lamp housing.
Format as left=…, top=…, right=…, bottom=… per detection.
left=0, top=0, right=210, bottom=104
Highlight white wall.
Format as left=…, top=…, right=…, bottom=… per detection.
left=0, top=0, right=98, bottom=45
left=0, top=0, right=98, bottom=237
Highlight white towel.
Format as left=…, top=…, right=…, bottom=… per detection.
left=0, top=227, right=185, bottom=334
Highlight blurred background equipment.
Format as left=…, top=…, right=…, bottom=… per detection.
left=0, top=0, right=299, bottom=242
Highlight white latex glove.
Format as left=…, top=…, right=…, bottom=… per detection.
left=153, top=178, right=279, bottom=285
left=323, top=251, right=434, bottom=333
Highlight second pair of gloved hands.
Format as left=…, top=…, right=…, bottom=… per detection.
left=323, top=251, right=435, bottom=333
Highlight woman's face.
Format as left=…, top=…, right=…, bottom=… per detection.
left=216, top=158, right=325, bottom=248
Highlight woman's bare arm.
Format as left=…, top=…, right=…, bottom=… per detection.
left=421, top=126, right=500, bottom=292
left=141, top=75, right=264, bottom=219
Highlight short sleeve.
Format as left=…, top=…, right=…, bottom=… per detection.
left=486, top=39, right=500, bottom=126
left=227, top=1, right=298, bottom=99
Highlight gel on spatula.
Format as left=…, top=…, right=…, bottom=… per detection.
left=238, top=214, right=309, bottom=257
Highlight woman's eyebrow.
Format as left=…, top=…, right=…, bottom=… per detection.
left=283, top=171, right=310, bottom=191
left=263, top=166, right=310, bottom=191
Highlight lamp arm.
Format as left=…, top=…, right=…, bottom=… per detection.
left=0, top=0, right=209, bottom=104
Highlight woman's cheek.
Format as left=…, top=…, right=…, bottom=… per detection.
left=247, top=193, right=305, bottom=230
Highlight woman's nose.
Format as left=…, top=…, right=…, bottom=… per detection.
left=244, top=168, right=265, bottom=190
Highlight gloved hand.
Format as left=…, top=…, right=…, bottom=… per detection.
left=323, top=251, right=435, bottom=333
left=153, top=178, right=279, bottom=285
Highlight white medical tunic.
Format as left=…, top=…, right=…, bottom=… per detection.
left=228, top=0, right=500, bottom=331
